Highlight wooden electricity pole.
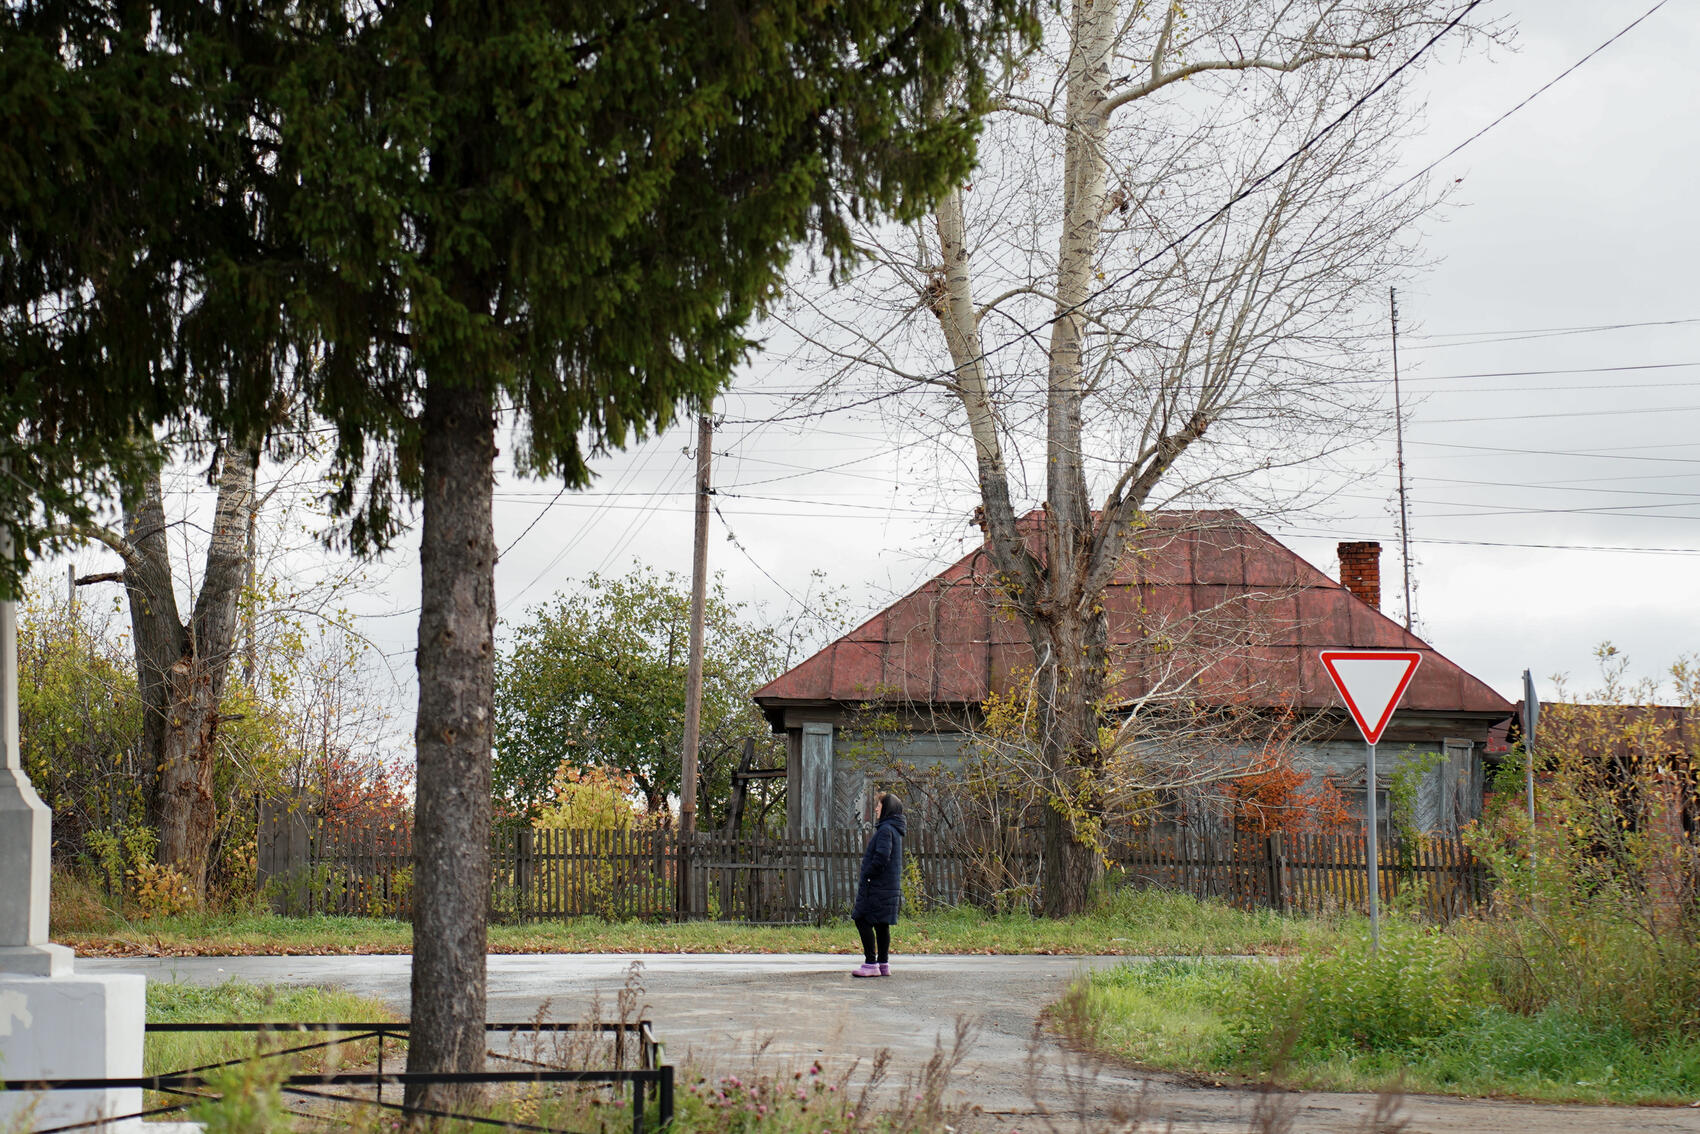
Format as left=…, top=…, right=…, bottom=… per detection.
left=1390, top=287, right=1413, bottom=630
left=679, top=411, right=712, bottom=915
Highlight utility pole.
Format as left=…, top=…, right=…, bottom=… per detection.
left=1390, top=287, right=1413, bottom=630
left=679, top=411, right=712, bottom=914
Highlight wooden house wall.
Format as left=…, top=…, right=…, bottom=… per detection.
left=792, top=719, right=1491, bottom=836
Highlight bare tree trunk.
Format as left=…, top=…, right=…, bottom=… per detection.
left=123, top=442, right=258, bottom=896
left=1026, top=0, right=1118, bottom=916
left=124, top=472, right=183, bottom=821
left=406, top=377, right=496, bottom=1111
left=1032, top=604, right=1111, bottom=915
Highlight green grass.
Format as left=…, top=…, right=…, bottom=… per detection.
left=146, top=979, right=398, bottom=1084
left=58, top=887, right=1348, bottom=958
left=1071, top=939, right=1700, bottom=1106
left=1067, top=957, right=1244, bottom=1069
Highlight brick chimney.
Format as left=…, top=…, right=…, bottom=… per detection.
left=1337, top=541, right=1382, bottom=610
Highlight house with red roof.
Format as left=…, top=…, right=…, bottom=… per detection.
left=754, top=510, right=1514, bottom=837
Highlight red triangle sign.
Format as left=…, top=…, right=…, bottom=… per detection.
left=1319, top=649, right=1422, bottom=746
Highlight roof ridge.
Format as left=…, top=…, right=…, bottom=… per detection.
left=753, top=511, right=1512, bottom=719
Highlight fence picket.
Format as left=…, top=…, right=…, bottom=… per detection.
left=276, top=812, right=1487, bottom=925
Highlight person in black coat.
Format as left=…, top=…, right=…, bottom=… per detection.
left=850, top=792, right=906, bottom=977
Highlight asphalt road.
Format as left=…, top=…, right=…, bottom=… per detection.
left=84, top=953, right=1700, bottom=1133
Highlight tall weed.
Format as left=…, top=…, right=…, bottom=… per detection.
left=1466, top=647, right=1700, bottom=1042
left=1219, top=926, right=1483, bottom=1063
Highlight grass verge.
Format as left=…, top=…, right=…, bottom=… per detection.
left=146, top=979, right=399, bottom=1076
left=1067, top=927, right=1700, bottom=1106
left=58, top=887, right=1344, bottom=958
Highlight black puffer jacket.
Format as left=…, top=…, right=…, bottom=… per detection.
left=851, top=812, right=907, bottom=924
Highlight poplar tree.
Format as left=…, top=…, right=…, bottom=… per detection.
left=781, top=0, right=1489, bottom=914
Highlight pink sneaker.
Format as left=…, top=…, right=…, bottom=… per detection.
left=878, top=963, right=890, bottom=976
left=851, top=963, right=882, bottom=978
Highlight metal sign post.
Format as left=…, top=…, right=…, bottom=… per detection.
left=1318, top=649, right=1424, bottom=954
left=1365, top=738, right=1380, bottom=953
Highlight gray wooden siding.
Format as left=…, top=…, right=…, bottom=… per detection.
left=798, top=722, right=834, bottom=831
left=820, top=729, right=1485, bottom=835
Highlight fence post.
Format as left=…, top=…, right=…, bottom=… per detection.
left=515, top=828, right=533, bottom=917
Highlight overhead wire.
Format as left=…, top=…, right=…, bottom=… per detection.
left=1381, top=0, right=1674, bottom=203
left=1269, top=526, right=1700, bottom=556
left=1403, top=316, right=1700, bottom=343
left=1418, top=403, right=1700, bottom=425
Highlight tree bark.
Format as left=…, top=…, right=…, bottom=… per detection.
left=406, top=376, right=496, bottom=1112
left=123, top=442, right=258, bottom=896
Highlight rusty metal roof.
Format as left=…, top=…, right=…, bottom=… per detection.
left=754, top=510, right=1512, bottom=719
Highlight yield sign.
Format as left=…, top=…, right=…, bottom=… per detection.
left=1319, top=650, right=1422, bottom=746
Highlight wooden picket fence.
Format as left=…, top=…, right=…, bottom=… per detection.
left=258, top=808, right=1487, bottom=923
left=687, top=828, right=973, bottom=922
left=1114, top=829, right=1489, bottom=922
left=492, top=827, right=678, bottom=922
left=256, top=803, right=412, bottom=918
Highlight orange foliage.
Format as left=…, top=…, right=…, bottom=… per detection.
left=316, top=752, right=415, bottom=837
left=1226, top=750, right=1353, bottom=837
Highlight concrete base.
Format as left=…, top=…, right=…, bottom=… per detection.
left=0, top=944, right=72, bottom=978
left=0, top=969, right=145, bottom=1133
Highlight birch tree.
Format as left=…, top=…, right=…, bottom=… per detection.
left=782, top=0, right=1485, bottom=914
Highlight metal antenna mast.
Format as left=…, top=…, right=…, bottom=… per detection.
left=1390, top=287, right=1413, bottom=630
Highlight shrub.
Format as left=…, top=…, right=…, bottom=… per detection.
left=1466, top=646, right=1700, bottom=1042
left=1220, top=926, right=1484, bottom=1064
left=527, top=764, right=665, bottom=918
left=1225, top=749, right=1353, bottom=838
left=130, top=862, right=199, bottom=918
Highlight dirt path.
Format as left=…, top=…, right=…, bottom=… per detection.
left=85, top=953, right=1699, bottom=1133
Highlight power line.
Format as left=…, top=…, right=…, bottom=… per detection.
left=1387, top=0, right=1673, bottom=200
left=592, top=448, right=701, bottom=577
left=1415, top=475, right=1700, bottom=500
left=724, top=359, right=1700, bottom=397
left=1403, top=360, right=1700, bottom=384
left=1273, top=526, right=1700, bottom=557
left=711, top=503, right=811, bottom=611
left=1413, top=380, right=1700, bottom=395
left=1404, top=439, right=1700, bottom=464
left=1405, top=316, right=1700, bottom=343
left=724, top=0, right=1681, bottom=454
left=1419, top=403, right=1700, bottom=426
left=497, top=444, right=687, bottom=615
left=498, top=483, right=569, bottom=558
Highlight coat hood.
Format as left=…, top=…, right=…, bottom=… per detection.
left=879, top=813, right=907, bottom=837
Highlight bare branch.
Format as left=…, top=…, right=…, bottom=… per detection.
left=47, top=523, right=143, bottom=570
left=1106, top=48, right=1370, bottom=116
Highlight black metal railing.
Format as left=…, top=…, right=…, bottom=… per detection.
left=2, top=1020, right=672, bottom=1134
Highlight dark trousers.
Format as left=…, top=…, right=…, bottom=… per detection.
left=853, top=918, right=890, bottom=964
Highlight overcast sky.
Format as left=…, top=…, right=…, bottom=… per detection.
left=466, top=0, right=1700, bottom=715
left=76, top=0, right=1697, bottom=745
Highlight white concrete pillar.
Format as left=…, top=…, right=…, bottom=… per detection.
left=0, top=523, right=147, bottom=1131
